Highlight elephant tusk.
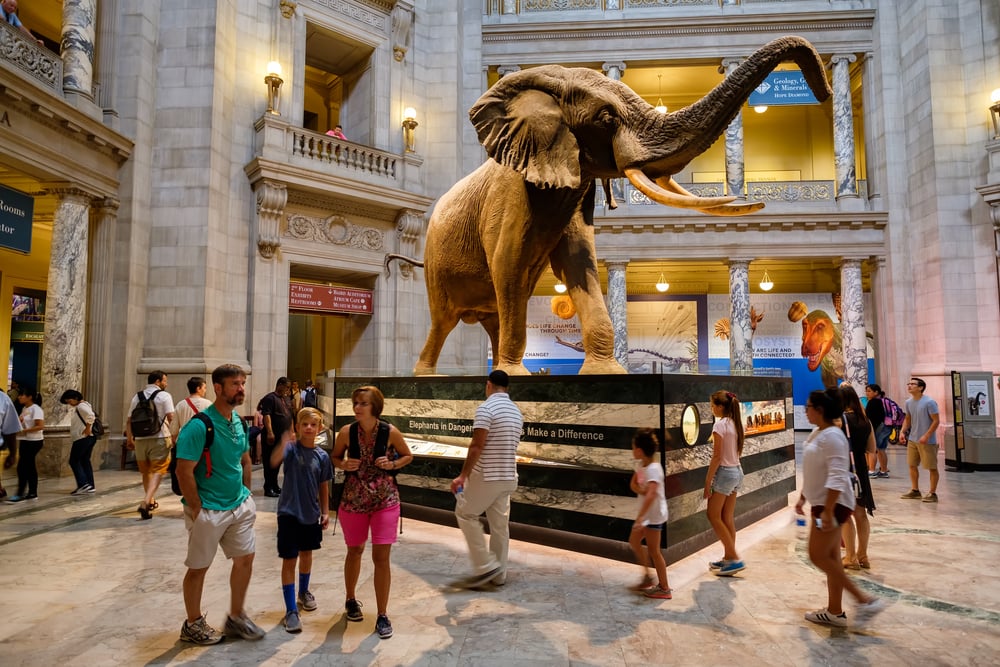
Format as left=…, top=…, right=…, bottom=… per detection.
left=624, top=168, right=736, bottom=209
left=697, top=201, right=766, bottom=216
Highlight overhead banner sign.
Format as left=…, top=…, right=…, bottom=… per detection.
left=289, top=281, right=373, bottom=315
left=748, top=70, right=820, bottom=107
left=0, top=183, right=34, bottom=254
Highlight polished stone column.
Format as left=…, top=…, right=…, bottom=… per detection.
left=41, top=187, right=92, bottom=425
left=831, top=54, right=859, bottom=202
left=61, top=0, right=96, bottom=98
left=729, top=259, right=753, bottom=372
left=722, top=58, right=745, bottom=199
left=602, top=62, right=626, bottom=81
left=840, top=258, right=868, bottom=390
left=606, top=261, right=629, bottom=370
left=85, top=198, right=118, bottom=412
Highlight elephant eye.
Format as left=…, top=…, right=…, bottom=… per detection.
left=595, top=108, right=617, bottom=129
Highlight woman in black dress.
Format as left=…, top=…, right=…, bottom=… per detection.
left=839, top=385, right=876, bottom=569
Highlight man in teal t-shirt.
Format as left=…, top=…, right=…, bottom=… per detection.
left=174, top=364, right=265, bottom=646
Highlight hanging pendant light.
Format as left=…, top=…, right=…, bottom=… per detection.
left=554, top=281, right=567, bottom=294
left=759, top=270, right=774, bottom=291
left=655, top=273, right=669, bottom=292
left=654, top=74, right=667, bottom=114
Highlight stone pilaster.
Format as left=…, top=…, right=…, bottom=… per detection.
left=728, top=259, right=752, bottom=372
left=861, top=52, right=880, bottom=202
left=601, top=62, right=626, bottom=81
left=85, top=198, right=118, bottom=413
left=840, top=258, right=868, bottom=390
left=61, top=0, right=96, bottom=98
left=254, top=180, right=287, bottom=258
left=721, top=58, right=745, bottom=200
left=41, top=187, right=92, bottom=426
left=606, top=261, right=628, bottom=370
left=831, top=54, right=860, bottom=203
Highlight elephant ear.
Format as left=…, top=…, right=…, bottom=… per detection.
left=470, top=86, right=581, bottom=189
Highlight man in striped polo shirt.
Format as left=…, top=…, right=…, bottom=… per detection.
left=450, top=369, right=524, bottom=588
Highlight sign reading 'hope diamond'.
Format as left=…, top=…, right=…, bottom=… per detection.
left=747, top=70, right=820, bottom=107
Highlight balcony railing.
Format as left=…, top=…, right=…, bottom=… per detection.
left=0, top=19, right=61, bottom=94
left=487, top=0, right=797, bottom=15
left=289, top=129, right=398, bottom=181
left=596, top=179, right=839, bottom=207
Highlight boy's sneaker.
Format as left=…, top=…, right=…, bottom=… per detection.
left=804, top=608, right=848, bottom=627
left=298, top=589, right=317, bottom=612
left=375, top=614, right=393, bottom=639
left=224, top=612, right=265, bottom=640
left=180, top=615, right=223, bottom=645
left=900, top=489, right=922, bottom=499
left=854, top=597, right=887, bottom=626
left=715, top=560, right=746, bottom=576
left=283, top=610, right=302, bottom=634
left=642, top=585, right=673, bottom=599
left=922, top=492, right=938, bottom=503
left=868, top=470, right=880, bottom=478
left=345, top=598, right=364, bottom=622
left=876, top=471, right=890, bottom=478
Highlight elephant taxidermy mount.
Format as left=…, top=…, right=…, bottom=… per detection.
left=386, top=36, right=831, bottom=377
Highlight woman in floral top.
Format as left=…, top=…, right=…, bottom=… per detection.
left=332, top=386, right=412, bottom=640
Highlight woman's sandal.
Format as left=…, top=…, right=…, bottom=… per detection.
left=137, top=503, right=152, bottom=520
left=149, top=501, right=159, bottom=511
left=842, top=558, right=861, bottom=570
left=858, top=557, right=871, bottom=569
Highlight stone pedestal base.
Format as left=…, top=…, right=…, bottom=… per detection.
left=34, top=431, right=127, bottom=478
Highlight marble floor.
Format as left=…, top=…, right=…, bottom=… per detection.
left=0, top=441, right=997, bottom=666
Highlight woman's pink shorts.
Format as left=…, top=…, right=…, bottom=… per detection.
left=338, top=505, right=400, bottom=547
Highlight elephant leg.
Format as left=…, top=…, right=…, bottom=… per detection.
left=415, top=307, right=461, bottom=376
left=550, top=217, right=626, bottom=375
left=480, top=312, right=501, bottom=371
left=489, top=264, right=533, bottom=377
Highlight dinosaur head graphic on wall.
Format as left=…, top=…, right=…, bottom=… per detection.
left=788, top=300, right=844, bottom=388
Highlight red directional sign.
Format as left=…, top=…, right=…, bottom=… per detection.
left=289, top=281, right=373, bottom=315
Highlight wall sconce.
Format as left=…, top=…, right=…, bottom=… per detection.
left=990, top=89, right=1000, bottom=139
left=655, top=273, right=669, bottom=292
left=265, top=61, right=283, bottom=116
left=759, top=270, right=774, bottom=291
left=554, top=281, right=567, bottom=294
left=402, top=107, right=418, bottom=153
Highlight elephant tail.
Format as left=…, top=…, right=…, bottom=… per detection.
left=384, top=253, right=424, bottom=277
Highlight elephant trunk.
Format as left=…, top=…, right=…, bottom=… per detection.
left=641, top=36, right=831, bottom=173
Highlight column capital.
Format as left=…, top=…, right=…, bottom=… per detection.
left=602, top=62, right=627, bottom=79
left=605, top=260, right=629, bottom=271
left=45, top=184, right=94, bottom=203
left=839, top=256, right=865, bottom=268
left=727, top=258, right=753, bottom=268
left=829, top=53, right=858, bottom=66
left=719, top=57, right=744, bottom=74
left=497, top=65, right=520, bottom=78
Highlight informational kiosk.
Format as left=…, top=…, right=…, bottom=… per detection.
left=331, top=374, right=793, bottom=563
left=947, top=371, right=1000, bottom=471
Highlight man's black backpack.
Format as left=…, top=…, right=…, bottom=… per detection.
left=169, top=413, right=248, bottom=495
left=303, top=387, right=318, bottom=408
left=130, top=389, right=162, bottom=437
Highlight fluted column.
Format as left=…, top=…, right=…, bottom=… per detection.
left=61, top=0, right=96, bottom=98
left=41, top=187, right=92, bottom=425
left=831, top=54, right=859, bottom=202
left=721, top=58, right=746, bottom=200
left=840, top=258, right=868, bottom=390
left=254, top=180, right=287, bottom=259
left=85, top=198, right=118, bottom=410
left=728, top=259, right=753, bottom=372
left=606, top=261, right=629, bottom=370
left=861, top=52, right=880, bottom=202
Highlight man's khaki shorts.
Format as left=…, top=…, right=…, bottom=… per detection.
left=183, top=495, right=257, bottom=570
left=135, top=436, right=171, bottom=474
left=907, top=441, right=938, bottom=471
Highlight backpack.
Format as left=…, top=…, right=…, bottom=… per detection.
left=881, top=397, right=905, bottom=428
left=169, top=412, right=248, bottom=495
left=130, top=389, right=162, bottom=437
left=75, top=404, right=106, bottom=438
left=303, top=387, right=318, bottom=408
left=332, top=420, right=394, bottom=509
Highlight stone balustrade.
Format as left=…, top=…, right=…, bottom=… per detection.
left=289, top=128, right=399, bottom=181
left=0, top=19, right=62, bottom=94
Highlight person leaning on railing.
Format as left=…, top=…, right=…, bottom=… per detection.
left=1, top=0, right=44, bottom=46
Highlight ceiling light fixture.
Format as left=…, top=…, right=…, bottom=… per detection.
left=759, top=270, right=774, bottom=291
left=554, top=281, right=567, bottom=294
left=654, top=74, right=667, bottom=114
left=655, top=273, right=669, bottom=293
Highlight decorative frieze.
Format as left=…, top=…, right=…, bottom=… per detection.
left=0, top=20, right=63, bottom=92
left=285, top=213, right=385, bottom=251
left=309, top=0, right=387, bottom=30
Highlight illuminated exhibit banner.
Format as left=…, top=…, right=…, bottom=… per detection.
left=288, top=281, right=373, bottom=315
left=0, top=183, right=34, bottom=254
left=747, top=70, right=820, bottom=107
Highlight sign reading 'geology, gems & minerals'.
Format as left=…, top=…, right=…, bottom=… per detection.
left=748, top=70, right=820, bottom=107
left=288, top=281, right=373, bottom=315
left=0, top=183, right=34, bottom=254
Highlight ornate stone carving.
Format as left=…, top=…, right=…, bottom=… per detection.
left=310, top=0, right=386, bottom=29
left=279, top=0, right=297, bottom=18
left=285, top=213, right=384, bottom=251
left=0, top=21, right=63, bottom=92
left=255, top=181, right=287, bottom=258
left=391, top=2, right=413, bottom=63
